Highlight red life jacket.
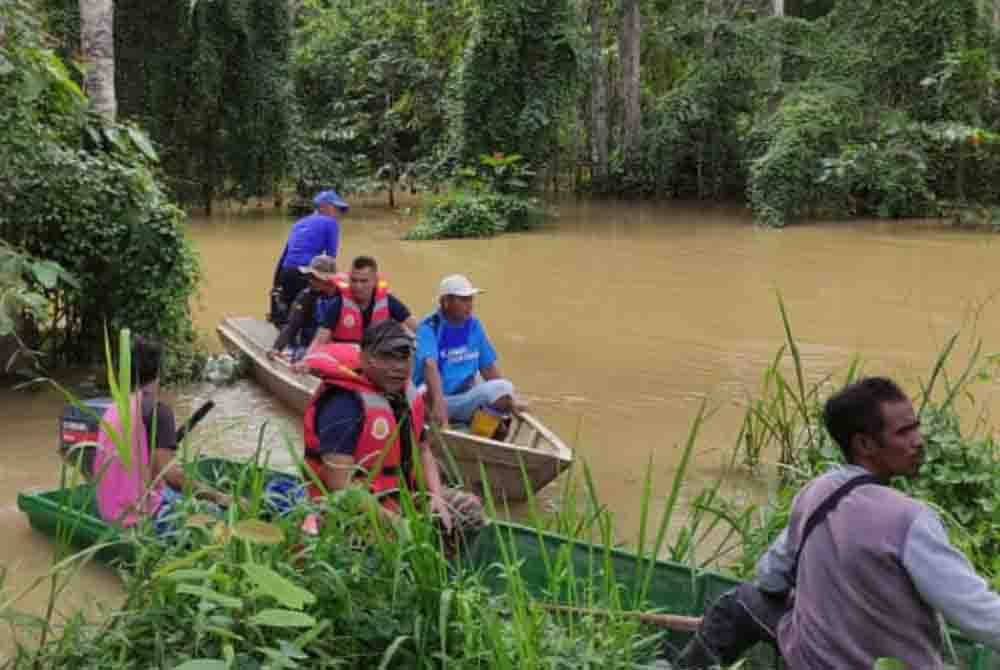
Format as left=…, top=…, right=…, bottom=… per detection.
left=302, top=343, right=425, bottom=503
left=330, top=275, right=391, bottom=343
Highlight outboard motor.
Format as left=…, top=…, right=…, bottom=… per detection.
left=59, top=398, right=112, bottom=480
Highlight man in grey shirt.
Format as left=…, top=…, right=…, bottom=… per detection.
left=679, top=377, right=1000, bottom=669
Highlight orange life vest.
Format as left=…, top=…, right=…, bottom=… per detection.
left=329, top=274, right=391, bottom=343
left=301, top=343, right=425, bottom=503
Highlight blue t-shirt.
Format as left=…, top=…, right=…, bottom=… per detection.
left=413, top=313, right=497, bottom=395
left=281, top=212, right=339, bottom=268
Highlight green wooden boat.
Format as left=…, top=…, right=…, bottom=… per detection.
left=17, top=458, right=295, bottom=565
left=19, top=468, right=997, bottom=669
left=464, top=521, right=998, bottom=670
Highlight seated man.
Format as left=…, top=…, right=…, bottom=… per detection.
left=412, top=274, right=519, bottom=431
left=678, top=377, right=1000, bottom=669
left=298, top=255, right=416, bottom=364
left=94, top=335, right=231, bottom=532
left=268, top=254, right=340, bottom=361
left=302, top=320, right=482, bottom=534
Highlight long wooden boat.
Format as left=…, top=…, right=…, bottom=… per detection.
left=463, top=521, right=995, bottom=670
left=217, top=315, right=573, bottom=502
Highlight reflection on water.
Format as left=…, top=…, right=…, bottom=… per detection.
left=4, top=198, right=1000, bottom=652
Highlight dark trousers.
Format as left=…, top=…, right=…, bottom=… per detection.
left=674, top=583, right=788, bottom=669
left=272, top=266, right=307, bottom=326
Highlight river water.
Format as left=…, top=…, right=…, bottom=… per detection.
left=3, top=198, right=1000, bottom=654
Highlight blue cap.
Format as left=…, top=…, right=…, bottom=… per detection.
left=313, top=190, right=349, bottom=211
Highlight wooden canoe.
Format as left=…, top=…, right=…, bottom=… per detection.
left=217, top=316, right=573, bottom=502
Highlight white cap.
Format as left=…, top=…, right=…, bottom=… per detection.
left=438, top=274, right=484, bottom=298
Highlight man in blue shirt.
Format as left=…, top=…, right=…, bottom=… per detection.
left=272, top=190, right=347, bottom=320
left=413, top=274, right=518, bottom=429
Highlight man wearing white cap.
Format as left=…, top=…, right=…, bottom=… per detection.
left=413, top=274, right=517, bottom=430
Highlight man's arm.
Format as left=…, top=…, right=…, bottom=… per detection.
left=419, top=436, right=452, bottom=531
left=753, top=527, right=796, bottom=596
left=327, top=219, right=339, bottom=258
left=423, top=358, right=450, bottom=428
left=153, top=449, right=233, bottom=507
left=904, top=509, right=1000, bottom=649
left=481, top=362, right=503, bottom=381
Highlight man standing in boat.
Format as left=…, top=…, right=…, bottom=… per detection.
left=295, top=256, right=417, bottom=368
left=412, top=274, right=519, bottom=432
left=268, top=254, right=341, bottom=361
left=271, top=190, right=347, bottom=324
left=302, top=320, right=483, bottom=534
left=677, top=377, right=1000, bottom=669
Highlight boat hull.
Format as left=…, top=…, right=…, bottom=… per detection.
left=217, top=316, right=572, bottom=501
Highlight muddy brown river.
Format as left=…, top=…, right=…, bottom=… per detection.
left=4, top=198, right=1000, bottom=655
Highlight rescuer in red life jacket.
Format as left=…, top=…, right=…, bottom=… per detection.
left=295, top=256, right=417, bottom=373
left=302, top=320, right=483, bottom=534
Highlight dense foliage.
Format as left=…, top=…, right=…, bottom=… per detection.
left=0, top=1, right=201, bottom=379
left=4, top=460, right=658, bottom=669
left=448, top=0, right=578, bottom=167
left=43, top=0, right=295, bottom=211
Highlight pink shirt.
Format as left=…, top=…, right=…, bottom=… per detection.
left=93, top=395, right=163, bottom=527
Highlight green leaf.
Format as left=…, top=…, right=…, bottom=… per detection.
left=0, top=55, right=13, bottom=76
left=242, top=564, right=315, bottom=610
left=176, top=584, right=243, bottom=609
left=172, top=661, right=228, bottom=670
left=166, top=569, right=215, bottom=582
left=29, top=260, right=62, bottom=289
left=232, top=519, right=285, bottom=545
left=248, top=609, right=317, bottom=628
left=126, top=126, right=159, bottom=162
left=873, top=659, right=906, bottom=670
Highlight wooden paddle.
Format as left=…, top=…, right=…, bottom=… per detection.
left=176, top=400, right=216, bottom=443
left=541, top=603, right=702, bottom=632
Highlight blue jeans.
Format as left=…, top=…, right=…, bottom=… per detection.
left=446, top=379, right=515, bottom=424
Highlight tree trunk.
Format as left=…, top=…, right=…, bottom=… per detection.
left=80, top=0, right=116, bottom=121
left=590, top=0, right=609, bottom=183
left=619, top=0, right=641, bottom=163
left=774, top=0, right=784, bottom=17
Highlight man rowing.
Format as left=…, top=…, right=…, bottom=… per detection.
left=413, top=274, right=520, bottom=434
left=301, top=320, right=483, bottom=534
left=271, top=190, right=347, bottom=324
left=678, top=377, right=1000, bottom=669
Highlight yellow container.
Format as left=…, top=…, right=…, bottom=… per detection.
left=469, top=407, right=502, bottom=438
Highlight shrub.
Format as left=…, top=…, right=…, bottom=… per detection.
left=405, top=191, right=542, bottom=240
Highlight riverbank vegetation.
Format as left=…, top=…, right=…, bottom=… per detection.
left=7, top=321, right=1000, bottom=668
left=25, top=0, right=1000, bottom=230
left=0, top=1, right=202, bottom=380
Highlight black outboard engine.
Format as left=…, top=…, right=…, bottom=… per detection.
left=60, top=398, right=112, bottom=479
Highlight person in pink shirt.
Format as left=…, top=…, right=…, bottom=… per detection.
left=94, top=336, right=231, bottom=531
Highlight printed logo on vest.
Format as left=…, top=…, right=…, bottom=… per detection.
left=371, top=417, right=391, bottom=441
left=343, top=314, right=356, bottom=328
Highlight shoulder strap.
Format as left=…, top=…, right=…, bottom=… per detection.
left=792, top=474, right=882, bottom=575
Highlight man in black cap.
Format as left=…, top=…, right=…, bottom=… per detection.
left=302, top=320, right=483, bottom=536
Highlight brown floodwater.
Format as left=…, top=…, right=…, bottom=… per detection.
left=4, top=197, right=1000, bottom=654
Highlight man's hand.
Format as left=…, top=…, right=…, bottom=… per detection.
left=432, top=402, right=450, bottom=430
left=430, top=494, right=453, bottom=532
left=291, top=360, right=310, bottom=375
